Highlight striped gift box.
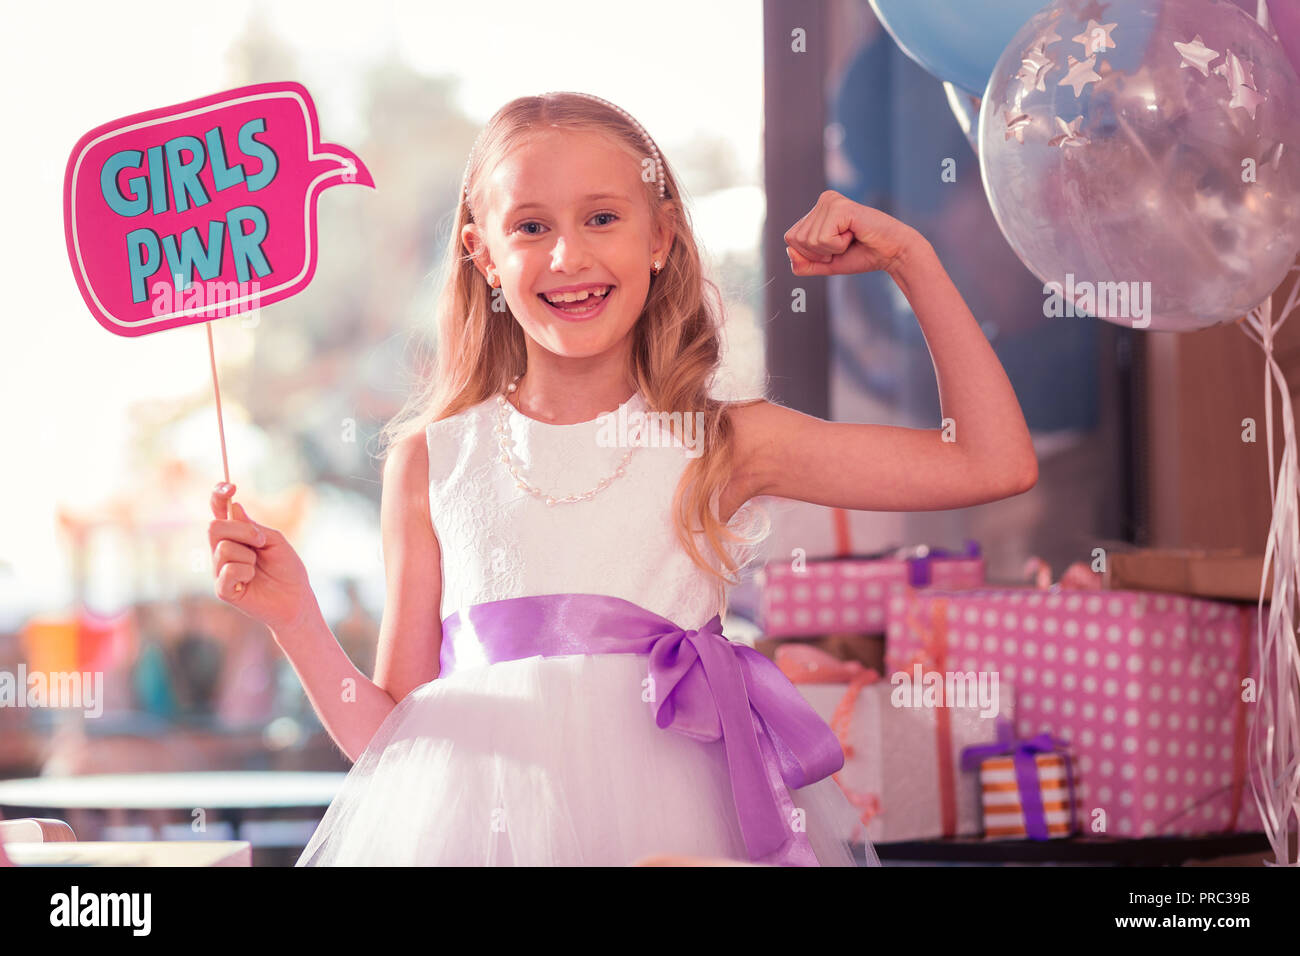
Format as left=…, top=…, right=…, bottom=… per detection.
left=978, top=752, right=1076, bottom=839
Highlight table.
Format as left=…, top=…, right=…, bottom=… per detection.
left=5, top=840, right=251, bottom=867
left=864, top=832, right=1274, bottom=866
left=0, top=772, right=346, bottom=843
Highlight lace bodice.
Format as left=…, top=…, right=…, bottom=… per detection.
left=425, top=389, right=768, bottom=630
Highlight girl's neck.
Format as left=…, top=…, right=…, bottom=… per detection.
left=507, top=367, right=638, bottom=426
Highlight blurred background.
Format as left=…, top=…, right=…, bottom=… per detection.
left=0, top=0, right=772, bottom=861
left=1, top=0, right=1289, bottom=864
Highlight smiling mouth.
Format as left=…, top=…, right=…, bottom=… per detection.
left=536, top=286, right=615, bottom=318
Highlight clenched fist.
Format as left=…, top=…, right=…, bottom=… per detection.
left=784, top=190, right=925, bottom=278
left=208, top=482, right=315, bottom=635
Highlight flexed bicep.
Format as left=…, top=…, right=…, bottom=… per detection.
left=730, top=399, right=1034, bottom=514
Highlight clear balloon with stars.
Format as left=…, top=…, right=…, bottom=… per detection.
left=978, top=0, right=1300, bottom=331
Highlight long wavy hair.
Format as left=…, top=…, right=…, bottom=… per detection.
left=377, top=92, right=767, bottom=616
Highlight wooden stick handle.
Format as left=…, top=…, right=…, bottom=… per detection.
left=206, top=322, right=234, bottom=520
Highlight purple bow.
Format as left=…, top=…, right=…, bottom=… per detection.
left=906, top=539, right=982, bottom=586
left=960, top=715, right=1074, bottom=840
left=440, top=592, right=847, bottom=865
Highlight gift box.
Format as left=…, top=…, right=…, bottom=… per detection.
left=764, top=500, right=897, bottom=563
left=961, top=716, right=1079, bottom=840
left=777, top=640, right=1013, bottom=844
left=1105, top=548, right=1269, bottom=603
left=887, top=587, right=1263, bottom=838
left=753, top=632, right=885, bottom=671
left=758, top=541, right=985, bottom=638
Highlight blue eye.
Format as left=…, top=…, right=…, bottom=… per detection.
left=513, top=212, right=619, bottom=235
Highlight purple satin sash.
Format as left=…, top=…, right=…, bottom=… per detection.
left=439, top=592, right=846, bottom=866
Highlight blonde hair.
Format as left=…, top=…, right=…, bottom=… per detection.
left=377, top=92, right=767, bottom=617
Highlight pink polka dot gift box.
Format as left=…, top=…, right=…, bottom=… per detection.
left=757, top=544, right=985, bottom=639
left=885, top=588, right=1263, bottom=838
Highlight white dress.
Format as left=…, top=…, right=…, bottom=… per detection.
left=297, top=388, right=880, bottom=866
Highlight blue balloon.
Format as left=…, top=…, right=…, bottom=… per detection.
left=869, top=0, right=1050, bottom=96
left=943, top=81, right=981, bottom=152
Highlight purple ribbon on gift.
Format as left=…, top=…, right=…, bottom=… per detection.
left=959, top=715, right=1075, bottom=840
left=906, top=539, right=982, bottom=587
left=439, top=592, right=847, bottom=866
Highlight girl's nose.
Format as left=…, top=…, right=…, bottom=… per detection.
left=549, top=234, right=591, bottom=270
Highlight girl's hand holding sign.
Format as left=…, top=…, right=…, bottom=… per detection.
left=208, top=482, right=315, bottom=636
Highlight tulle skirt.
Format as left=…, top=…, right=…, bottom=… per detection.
left=297, top=652, right=881, bottom=866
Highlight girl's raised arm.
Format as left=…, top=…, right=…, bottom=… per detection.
left=726, top=191, right=1037, bottom=515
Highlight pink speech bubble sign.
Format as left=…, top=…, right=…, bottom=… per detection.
left=64, top=81, right=373, bottom=336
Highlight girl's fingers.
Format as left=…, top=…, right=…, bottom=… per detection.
left=786, top=195, right=842, bottom=262
left=810, top=232, right=850, bottom=259
left=787, top=220, right=832, bottom=263
left=791, top=210, right=878, bottom=270
left=801, top=204, right=834, bottom=257
left=783, top=213, right=827, bottom=263
left=210, top=483, right=236, bottom=518
left=231, top=501, right=263, bottom=533
left=782, top=228, right=808, bottom=261
left=787, top=247, right=830, bottom=276
left=782, top=207, right=812, bottom=242
left=208, top=518, right=266, bottom=551
left=806, top=202, right=854, bottom=258
left=214, top=538, right=258, bottom=569
left=792, top=237, right=831, bottom=264
left=215, top=561, right=255, bottom=602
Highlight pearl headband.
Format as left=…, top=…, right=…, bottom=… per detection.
left=461, top=91, right=666, bottom=223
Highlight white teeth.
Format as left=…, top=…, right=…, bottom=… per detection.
left=543, top=286, right=610, bottom=304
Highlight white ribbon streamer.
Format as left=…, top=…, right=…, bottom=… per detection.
left=1237, top=263, right=1300, bottom=866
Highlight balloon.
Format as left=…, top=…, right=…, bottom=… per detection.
left=943, top=81, right=981, bottom=152
left=1268, top=0, right=1300, bottom=78
left=978, top=0, right=1300, bottom=331
left=869, top=0, right=1050, bottom=96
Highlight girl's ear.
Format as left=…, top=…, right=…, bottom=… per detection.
left=461, top=221, right=481, bottom=257
left=461, top=223, right=495, bottom=276
left=650, top=218, right=671, bottom=268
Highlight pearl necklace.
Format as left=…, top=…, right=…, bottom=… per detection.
left=494, top=376, right=639, bottom=506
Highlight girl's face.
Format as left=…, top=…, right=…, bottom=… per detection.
left=463, top=129, right=669, bottom=361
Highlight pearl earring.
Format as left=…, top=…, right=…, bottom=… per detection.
left=651, top=260, right=662, bottom=275
left=486, top=270, right=499, bottom=287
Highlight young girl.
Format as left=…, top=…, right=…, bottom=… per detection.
left=206, top=91, right=1037, bottom=866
